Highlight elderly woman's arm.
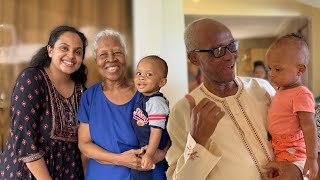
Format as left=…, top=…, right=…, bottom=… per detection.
left=78, top=122, right=145, bottom=170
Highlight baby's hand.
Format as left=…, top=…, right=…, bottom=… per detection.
left=141, top=153, right=156, bottom=170
left=263, top=167, right=279, bottom=179
left=304, top=158, right=318, bottom=180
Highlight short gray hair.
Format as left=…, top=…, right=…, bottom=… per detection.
left=185, top=18, right=227, bottom=52
left=92, top=29, right=127, bottom=58
left=184, top=21, right=198, bottom=52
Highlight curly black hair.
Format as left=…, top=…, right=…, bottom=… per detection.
left=30, top=25, right=88, bottom=85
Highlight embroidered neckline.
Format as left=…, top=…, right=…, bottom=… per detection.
left=40, top=69, right=83, bottom=142
left=199, top=78, right=270, bottom=179
left=198, top=77, right=243, bottom=102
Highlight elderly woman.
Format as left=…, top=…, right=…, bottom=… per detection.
left=77, top=29, right=168, bottom=179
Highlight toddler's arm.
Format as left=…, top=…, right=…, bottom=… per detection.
left=142, top=127, right=162, bottom=169
left=299, top=111, right=318, bottom=179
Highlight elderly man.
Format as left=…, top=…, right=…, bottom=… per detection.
left=166, top=18, right=303, bottom=180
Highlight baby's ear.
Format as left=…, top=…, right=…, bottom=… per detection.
left=159, top=78, right=167, bottom=88
left=297, top=64, right=306, bottom=76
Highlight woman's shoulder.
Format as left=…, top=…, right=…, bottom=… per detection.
left=12, top=67, right=47, bottom=96
left=15, top=67, right=45, bottom=82
left=19, top=67, right=42, bottom=76
left=85, top=82, right=101, bottom=91
left=81, top=82, right=102, bottom=97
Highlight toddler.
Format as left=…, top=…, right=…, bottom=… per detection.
left=266, top=33, right=318, bottom=179
left=131, top=55, right=169, bottom=180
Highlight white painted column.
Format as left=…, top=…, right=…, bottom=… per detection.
left=133, top=0, right=188, bottom=107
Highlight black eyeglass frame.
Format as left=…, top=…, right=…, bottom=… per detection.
left=192, top=41, right=240, bottom=58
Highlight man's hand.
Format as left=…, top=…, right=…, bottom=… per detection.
left=263, top=161, right=303, bottom=180
left=186, top=95, right=225, bottom=147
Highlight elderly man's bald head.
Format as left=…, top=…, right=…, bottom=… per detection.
left=184, top=18, right=231, bottom=52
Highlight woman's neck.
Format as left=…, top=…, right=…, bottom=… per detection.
left=44, top=66, right=74, bottom=98
left=102, top=77, right=133, bottom=92
left=44, top=66, right=72, bottom=84
left=102, top=78, right=136, bottom=105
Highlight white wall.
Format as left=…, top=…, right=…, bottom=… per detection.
left=184, top=0, right=320, bottom=99
left=133, top=0, right=188, bottom=107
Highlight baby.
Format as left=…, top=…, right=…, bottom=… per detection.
left=131, top=55, right=169, bottom=180
left=266, top=33, right=318, bottom=179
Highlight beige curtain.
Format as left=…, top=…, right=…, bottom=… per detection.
left=1, top=0, right=132, bottom=44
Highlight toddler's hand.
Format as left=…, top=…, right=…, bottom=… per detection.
left=141, top=153, right=155, bottom=170
left=263, top=168, right=278, bottom=179
left=304, top=158, right=318, bottom=180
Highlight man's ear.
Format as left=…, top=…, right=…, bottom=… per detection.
left=47, top=45, right=53, bottom=58
left=159, top=78, right=167, bottom=88
left=297, top=64, right=306, bottom=76
left=188, top=52, right=200, bottom=66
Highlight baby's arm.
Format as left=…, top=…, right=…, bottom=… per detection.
left=299, top=111, right=318, bottom=179
left=142, top=127, right=162, bottom=169
left=143, top=96, right=168, bottom=169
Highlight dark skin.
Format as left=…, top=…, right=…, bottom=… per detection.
left=187, top=20, right=238, bottom=146
left=187, top=19, right=303, bottom=180
left=266, top=40, right=318, bottom=179
left=78, top=36, right=169, bottom=172
left=263, top=161, right=304, bottom=180
left=317, top=155, right=320, bottom=180
left=185, top=95, right=224, bottom=146
left=315, top=105, right=320, bottom=180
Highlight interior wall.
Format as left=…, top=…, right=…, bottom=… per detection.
left=184, top=0, right=320, bottom=97
left=237, top=37, right=275, bottom=77
left=276, top=17, right=310, bottom=86
left=240, top=38, right=276, bottom=49
left=133, top=0, right=188, bottom=106
left=0, top=0, right=132, bottom=46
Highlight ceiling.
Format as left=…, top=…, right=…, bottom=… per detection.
left=185, top=15, right=298, bottom=40
left=296, top=0, right=320, bottom=8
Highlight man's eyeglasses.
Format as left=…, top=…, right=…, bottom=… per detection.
left=192, top=41, right=240, bottom=58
